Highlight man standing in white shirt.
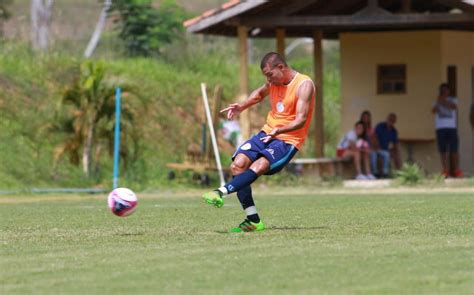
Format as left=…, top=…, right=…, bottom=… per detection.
left=432, top=83, right=463, bottom=178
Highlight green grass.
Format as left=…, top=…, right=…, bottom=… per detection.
left=2, top=190, right=473, bottom=294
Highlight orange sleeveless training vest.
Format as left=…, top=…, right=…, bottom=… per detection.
left=261, top=72, right=315, bottom=150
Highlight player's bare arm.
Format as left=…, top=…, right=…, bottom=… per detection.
left=434, top=96, right=457, bottom=111
left=220, top=84, right=269, bottom=120
left=261, top=80, right=314, bottom=142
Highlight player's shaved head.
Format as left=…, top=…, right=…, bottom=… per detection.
left=260, top=52, right=287, bottom=70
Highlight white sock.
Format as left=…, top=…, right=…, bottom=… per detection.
left=245, top=206, right=257, bottom=216
left=217, top=187, right=228, bottom=195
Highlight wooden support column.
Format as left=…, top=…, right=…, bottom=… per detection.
left=276, top=28, right=286, bottom=57
left=368, top=0, right=378, bottom=8
left=238, top=25, right=251, bottom=139
left=313, top=30, right=324, bottom=157
left=402, top=0, right=411, bottom=12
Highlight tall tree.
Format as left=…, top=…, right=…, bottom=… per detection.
left=30, top=0, right=54, bottom=51
left=84, top=0, right=112, bottom=58
left=111, top=0, right=187, bottom=56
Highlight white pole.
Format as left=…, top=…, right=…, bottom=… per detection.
left=285, top=38, right=313, bottom=56
left=200, top=83, right=225, bottom=186
left=84, top=0, right=112, bottom=58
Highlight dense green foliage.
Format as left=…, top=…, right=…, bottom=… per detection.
left=51, top=60, right=141, bottom=178
left=0, top=0, right=342, bottom=190
left=111, top=0, right=187, bottom=56
left=0, top=42, right=237, bottom=189
left=1, top=191, right=473, bottom=293
left=395, top=162, right=425, bottom=185
left=0, top=37, right=342, bottom=189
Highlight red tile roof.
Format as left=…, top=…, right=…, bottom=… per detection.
left=183, top=0, right=241, bottom=28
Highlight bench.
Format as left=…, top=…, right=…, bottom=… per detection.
left=398, top=138, right=435, bottom=163
left=288, top=157, right=354, bottom=179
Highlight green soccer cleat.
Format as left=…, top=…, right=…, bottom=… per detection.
left=202, top=190, right=224, bottom=208
left=230, top=219, right=265, bottom=233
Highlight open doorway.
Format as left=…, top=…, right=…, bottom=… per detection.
left=447, top=65, right=457, bottom=96
left=447, top=65, right=458, bottom=136
left=447, top=65, right=458, bottom=174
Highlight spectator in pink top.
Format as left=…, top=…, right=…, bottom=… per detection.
left=337, top=121, right=376, bottom=180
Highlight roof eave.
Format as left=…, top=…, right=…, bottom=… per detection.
left=185, top=0, right=267, bottom=34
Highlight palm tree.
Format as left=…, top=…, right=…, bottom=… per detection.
left=51, top=60, right=140, bottom=178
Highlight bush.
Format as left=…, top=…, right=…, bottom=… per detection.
left=395, top=162, right=424, bottom=185
left=111, top=0, right=187, bottom=57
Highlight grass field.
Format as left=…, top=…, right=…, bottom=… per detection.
left=1, top=189, right=473, bottom=294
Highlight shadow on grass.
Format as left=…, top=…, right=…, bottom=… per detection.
left=118, top=232, right=145, bottom=236
left=269, top=226, right=329, bottom=231
left=215, top=226, right=328, bottom=234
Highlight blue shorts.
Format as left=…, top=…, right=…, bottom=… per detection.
left=436, top=128, right=459, bottom=153
left=232, top=131, right=298, bottom=175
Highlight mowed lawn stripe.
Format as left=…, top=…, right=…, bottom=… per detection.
left=1, top=193, right=473, bottom=294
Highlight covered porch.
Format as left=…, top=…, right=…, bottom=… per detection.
left=184, top=0, right=474, bottom=176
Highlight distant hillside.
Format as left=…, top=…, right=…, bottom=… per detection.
left=0, top=42, right=256, bottom=189
left=0, top=1, right=341, bottom=190
left=2, top=0, right=226, bottom=44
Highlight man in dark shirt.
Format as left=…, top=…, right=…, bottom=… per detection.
left=371, top=113, right=401, bottom=177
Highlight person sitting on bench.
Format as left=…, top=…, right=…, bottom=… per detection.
left=337, top=121, right=376, bottom=180
left=371, top=113, right=401, bottom=178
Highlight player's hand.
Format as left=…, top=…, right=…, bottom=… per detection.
left=220, top=103, right=242, bottom=120
left=260, top=128, right=279, bottom=143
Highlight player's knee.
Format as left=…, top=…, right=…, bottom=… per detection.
left=230, top=159, right=247, bottom=175
left=249, top=158, right=270, bottom=176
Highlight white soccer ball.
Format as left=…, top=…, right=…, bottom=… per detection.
left=107, top=187, right=138, bottom=217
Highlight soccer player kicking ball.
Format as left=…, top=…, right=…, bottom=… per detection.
left=202, top=52, right=315, bottom=233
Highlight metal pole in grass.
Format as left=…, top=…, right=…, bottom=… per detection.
left=113, top=87, right=122, bottom=189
